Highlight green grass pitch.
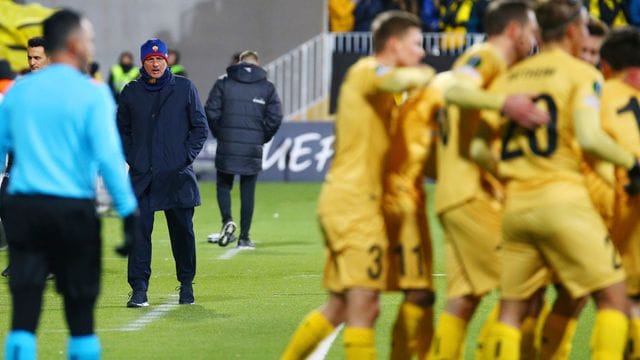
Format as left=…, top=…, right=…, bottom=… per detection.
left=0, top=182, right=596, bottom=359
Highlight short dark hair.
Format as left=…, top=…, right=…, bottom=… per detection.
left=600, top=27, right=640, bottom=71
left=168, top=49, right=181, bottom=63
left=484, top=0, right=532, bottom=37
left=587, top=16, right=609, bottom=37
left=535, top=0, right=583, bottom=42
left=43, top=9, right=82, bottom=54
left=371, top=10, right=422, bottom=54
left=27, top=36, right=46, bottom=49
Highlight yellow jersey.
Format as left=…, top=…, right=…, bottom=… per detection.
left=384, top=72, right=451, bottom=204
left=435, top=43, right=507, bottom=214
left=318, top=57, right=402, bottom=216
left=600, top=76, right=640, bottom=238
left=485, top=48, right=603, bottom=192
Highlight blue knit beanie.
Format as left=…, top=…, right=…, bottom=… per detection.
left=140, top=39, right=168, bottom=62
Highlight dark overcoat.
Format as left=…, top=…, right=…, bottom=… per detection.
left=117, top=74, right=207, bottom=211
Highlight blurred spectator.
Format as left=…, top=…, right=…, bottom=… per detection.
left=108, top=51, right=139, bottom=103
left=329, top=0, right=356, bottom=32
left=88, top=61, right=102, bottom=81
left=421, top=0, right=440, bottom=32
left=230, top=51, right=242, bottom=65
left=168, top=49, right=188, bottom=77
left=582, top=17, right=609, bottom=67
left=466, top=0, right=489, bottom=33
left=586, top=0, right=630, bottom=27
left=26, top=36, right=49, bottom=72
left=630, top=0, right=640, bottom=26
left=354, top=0, right=396, bottom=31
left=0, top=59, right=15, bottom=97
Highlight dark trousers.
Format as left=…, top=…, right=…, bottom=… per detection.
left=216, top=171, right=257, bottom=240
left=128, top=193, right=196, bottom=291
left=4, top=195, right=100, bottom=336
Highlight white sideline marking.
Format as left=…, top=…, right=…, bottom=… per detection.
left=306, top=323, right=344, bottom=360
left=218, top=248, right=241, bottom=260
left=118, top=295, right=179, bottom=332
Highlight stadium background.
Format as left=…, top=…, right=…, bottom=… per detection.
left=0, top=0, right=625, bottom=358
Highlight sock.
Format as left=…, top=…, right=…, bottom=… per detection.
left=629, top=318, right=640, bottom=359
left=281, top=310, right=335, bottom=360
left=68, top=334, right=101, bottom=360
left=475, top=303, right=500, bottom=360
left=533, top=299, right=552, bottom=355
left=591, top=309, right=628, bottom=360
left=4, top=330, right=36, bottom=360
left=390, top=301, right=433, bottom=360
left=538, top=312, right=572, bottom=360
left=519, top=316, right=537, bottom=360
left=429, top=311, right=467, bottom=360
left=344, top=326, right=375, bottom=360
left=482, top=322, right=521, bottom=360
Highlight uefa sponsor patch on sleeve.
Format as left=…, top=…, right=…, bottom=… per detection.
left=375, top=64, right=391, bottom=76
left=583, top=95, right=600, bottom=109
left=593, top=80, right=602, bottom=96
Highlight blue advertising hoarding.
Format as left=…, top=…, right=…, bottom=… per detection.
left=194, top=122, right=335, bottom=181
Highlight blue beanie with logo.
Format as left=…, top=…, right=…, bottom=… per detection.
left=140, top=39, right=168, bottom=62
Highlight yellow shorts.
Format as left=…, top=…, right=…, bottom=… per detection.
left=612, top=192, right=640, bottom=295
left=439, top=193, right=501, bottom=298
left=501, top=184, right=625, bottom=300
left=584, top=170, right=614, bottom=230
left=383, top=190, right=432, bottom=291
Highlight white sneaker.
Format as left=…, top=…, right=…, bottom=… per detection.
left=218, top=221, right=237, bottom=247
left=207, top=233, right=220, bottom=244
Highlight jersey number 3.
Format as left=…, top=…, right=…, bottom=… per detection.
left=501, top=94, right=558, bottom=160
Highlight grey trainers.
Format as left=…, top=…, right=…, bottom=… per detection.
left=126, top=291, right=149, bottom=308
left=218, top=221, right=237, bottom=247
left=237, top=238, right=255, bottom=250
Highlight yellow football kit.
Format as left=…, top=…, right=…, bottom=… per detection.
left=435, top=43, right=506, bottom=298
left=483, top=48, right=625, bottom=300
left=601, top=76, right=640, bottom=295
left=383, top=73, right=451, bottom=291
left=319, top=57, right=434, bottom=292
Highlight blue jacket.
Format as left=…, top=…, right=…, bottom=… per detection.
left=117, top=73, right=208, bottom=211
left=205, top=63, right=282, bottom=175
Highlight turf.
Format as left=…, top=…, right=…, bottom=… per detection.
left=0, top=182, right=596, bottom=359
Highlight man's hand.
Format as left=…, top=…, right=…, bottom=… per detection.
left=116, top=209, right=140, bottom=257
left=626, top=160, right=640, bottom=195
left=502, top=94, right=550, bottom=129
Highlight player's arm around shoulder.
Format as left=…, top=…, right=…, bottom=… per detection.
left=374, top=64, right=435, bottom=93
left=470, top=108, right=503, bottom=177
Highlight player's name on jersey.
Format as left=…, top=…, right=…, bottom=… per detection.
left=507, top=67, right=555, bottom=80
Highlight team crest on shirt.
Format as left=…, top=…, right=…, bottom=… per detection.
left=593, top=81, right=602, bottom=96
left=466, top=56, right=482, bottom=68
left=376, top=64, right=391, bottom=76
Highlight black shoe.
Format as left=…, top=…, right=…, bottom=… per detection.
left=218, top=221, right=237, bottom=247
left=1, top=266, right=9, bottom=277
left=126, top=290, right=149, bottom=308
left=178, top=283, right=194, bottom=305
left=237, top=238, right=255, bottom=250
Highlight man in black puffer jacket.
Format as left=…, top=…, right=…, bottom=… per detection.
left=205, top=50, right=282, bottom=249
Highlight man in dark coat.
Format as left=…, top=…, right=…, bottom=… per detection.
left=117, top=38, right=208, bottom=307
left=205, top=50, right=282, bottom=249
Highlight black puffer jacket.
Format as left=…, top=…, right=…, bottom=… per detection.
left=205, top=63, right=282, bottom=175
